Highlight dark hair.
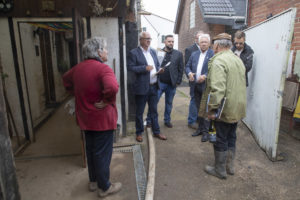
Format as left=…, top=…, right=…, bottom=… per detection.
left=234, top=30, right=245, bottom=39
left=164, top=35, right=174, bottom=40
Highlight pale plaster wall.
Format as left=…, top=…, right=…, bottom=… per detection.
left=90, top=17, right=122, bottom=127
left=19, top=23, right=46, bottom=125
left=0, top=18, right=25, bottom=137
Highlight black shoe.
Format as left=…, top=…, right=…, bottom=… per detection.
left=201, top=133, right=209, bottom=142
left=164, top=122, right=173, bottom=128
left=191, top=130, right=202, bottom=137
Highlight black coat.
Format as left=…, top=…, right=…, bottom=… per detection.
left=160, top=49, right=184, bottom=87
left=185, top=43, right=199, bottom=65
left=232, top=43, right=254, bottom=87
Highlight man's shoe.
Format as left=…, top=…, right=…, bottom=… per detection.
left=188, top=123, right=198, bottom=129
left=164, top=122, right=173, bottom=128
left=136, top=135, right=143, bottom=142
left=153, top=133, right=167, bottom=140
left=98, top=182, right=122, bottom=198
left=88, top=182, right=97, bottom=192
left=192, top=129, right=202, bottom=137
left=201, top=132, right=209, bottom=142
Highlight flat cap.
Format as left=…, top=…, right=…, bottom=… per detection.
left=212, top=33, right=232, bottom=41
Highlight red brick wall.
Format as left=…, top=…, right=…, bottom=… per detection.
left=177, top=0, right=225, bottom=55
left=249, top=0, right=300, bottom=75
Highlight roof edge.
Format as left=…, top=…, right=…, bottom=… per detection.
left=174, top=0, right=184, bottom=34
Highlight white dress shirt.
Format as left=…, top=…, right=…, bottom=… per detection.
left=234, top=49, right=243, bottom=57
left=140, top=46, right=157, bottom=84
left=196, top=50, right=207, bottom=81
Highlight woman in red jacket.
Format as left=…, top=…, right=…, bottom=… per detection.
left=63, top=37, right=121, bottom=198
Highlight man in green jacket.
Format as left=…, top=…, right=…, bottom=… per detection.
left=199, top=33, right=247, bottom=179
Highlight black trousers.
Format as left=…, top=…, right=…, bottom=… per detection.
left=85, top=130, right=114, bottom=191
left=194, top=84, right=209, bottom=134
left=214, top=121, right=238, bottom=152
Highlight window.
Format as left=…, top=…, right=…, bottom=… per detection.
left=161, top=35, right=165, bottom=43
left=190, top=0, right=195, bottom=29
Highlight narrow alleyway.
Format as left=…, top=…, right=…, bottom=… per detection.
left=14, top=87, right=300, bottom=200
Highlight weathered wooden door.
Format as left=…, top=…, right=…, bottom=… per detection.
left=72, top=8, right=84, bottom=65
left=39, top=29, right=56, bottom=105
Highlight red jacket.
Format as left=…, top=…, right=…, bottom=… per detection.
left=63, top=59, right=119, bottom=131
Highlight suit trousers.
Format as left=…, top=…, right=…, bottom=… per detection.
left=85, top=130, right=114, bottom=191
left=213, top=121, right=237, bottom=152
left=135, top=84, right=160, bottom=135
left=194, top=83, right=210, bottom=133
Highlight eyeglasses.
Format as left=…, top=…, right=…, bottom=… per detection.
left=234, top=42, right=244, bottom=45
left=141, top=38, right=152, bottom=41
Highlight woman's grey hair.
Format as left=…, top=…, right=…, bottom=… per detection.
left=199, top=34, right=210, bottom=43
left=214, top=39, right=232, bottom=49
left=82, top=37, right=107, bottom=60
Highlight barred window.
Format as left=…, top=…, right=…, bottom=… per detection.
left=190, top=0, right=195, bottom=29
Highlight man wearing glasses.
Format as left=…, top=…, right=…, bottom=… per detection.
left=127, top=31, right=167, bottom=142
left=231, top=31, right=254, bottom=87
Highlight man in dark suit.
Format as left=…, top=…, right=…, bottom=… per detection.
left=185, top=31, right=204, bottom=129
left=185, top=34, right=214, bottom=142
left=127, top=32, right=167, bottom=142
left=146, top=35, right=184, bottom=128
left=231, top=30, right=254, bottom=87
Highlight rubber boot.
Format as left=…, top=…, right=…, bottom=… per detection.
left=204, top=150, right=227, bottom=179
left=226, top=147, right=235, bottom=175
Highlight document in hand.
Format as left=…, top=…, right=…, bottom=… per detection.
left=154, top=61, right=171, bottom=76
left=206, top=94, right=227, bottom=119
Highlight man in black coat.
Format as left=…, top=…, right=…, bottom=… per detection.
left=185, top=31, right=203, bottom=129
left=231, top=30, right=254, bottom=87
left=146, top=35, right=184, bottom=128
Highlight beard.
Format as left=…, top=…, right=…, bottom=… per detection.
left=166, top=45, right=173, bottom=51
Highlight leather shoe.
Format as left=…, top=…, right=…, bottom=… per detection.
left=164, top=122, right=173, bottom=128
left=153, top=133, right=167, bottom=140
left=188, top=123, right=198, bottom=129
left=136, top=135, right=143, bottom=142
left=191, top=130, right=202, bottom=137
left=201, top=133, right=209, bottom=142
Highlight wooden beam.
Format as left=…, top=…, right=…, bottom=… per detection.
left=0, top=57, right=21, bottom=200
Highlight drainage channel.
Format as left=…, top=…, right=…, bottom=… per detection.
left=113, top=145, right=147, bottom=200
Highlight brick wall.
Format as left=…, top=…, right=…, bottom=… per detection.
left=177, top=0, right=225, bottom=56
left=249, top=0, right=300, bottom=75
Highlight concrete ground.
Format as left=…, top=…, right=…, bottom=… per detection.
left=14, top=86, right=300, bottom=200
left=154, top=86, right=300, bottom=200
left=15, top=100, right=138, bottom=200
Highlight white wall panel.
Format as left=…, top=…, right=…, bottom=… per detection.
left=243, top=8, right=296, bottom=160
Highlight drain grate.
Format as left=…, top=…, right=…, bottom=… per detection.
left=113, top=145, right=147, bottom=200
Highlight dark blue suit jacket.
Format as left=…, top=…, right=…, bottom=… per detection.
left=185, top=48, right=214, bottom=97
left=127, top=47, right=160, bottom=95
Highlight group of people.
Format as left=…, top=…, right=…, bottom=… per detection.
left=128, top=30, right=254, bottom=180
left=61, top=29, right=254, bottom=198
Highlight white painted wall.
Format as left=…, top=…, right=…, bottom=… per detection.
left=0, top=18, right=25, bottom=137
left=141, top=14, right=178, bottom=50
left=19, top=23, right=46, bottom=126
left=19, top=23, right=70, bottom=127
left=90, top=17, right=122, bottom=126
